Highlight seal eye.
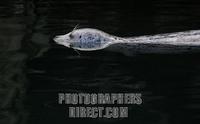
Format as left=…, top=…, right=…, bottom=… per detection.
left=69, top=33, right=74, bottom=39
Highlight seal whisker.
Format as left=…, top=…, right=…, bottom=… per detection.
left=73, top=49, right=81, bottom=56
left=72, top=24, right=79, bottom=32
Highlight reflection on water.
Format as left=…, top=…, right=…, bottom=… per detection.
left=1, top=0, right=200, bottom=124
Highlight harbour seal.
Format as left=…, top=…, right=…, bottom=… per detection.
left=53, top=28, right=120, bottom=51
left=53, top=28, right=200, bottom=56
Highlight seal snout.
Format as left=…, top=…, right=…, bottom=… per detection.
left=53, top=35, right=65, bottom=44
left=53, top=35, right=71, bottom=47
left=53, top=35, right=61, bottom=42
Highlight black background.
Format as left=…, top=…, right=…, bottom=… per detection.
left=1, top=0, right=200, bottom=124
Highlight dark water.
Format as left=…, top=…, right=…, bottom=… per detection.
left=1, top=0, right=200, bottom=124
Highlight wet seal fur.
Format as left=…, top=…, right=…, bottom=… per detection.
left=54, top=28, right=200, bottom=56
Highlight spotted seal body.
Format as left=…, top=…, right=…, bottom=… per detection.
left=54, top=28, right=200, bottom=56
left=54, top=28, right=119, bottom=51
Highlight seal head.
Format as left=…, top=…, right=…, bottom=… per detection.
left=54, top=28, right=114, bottom=51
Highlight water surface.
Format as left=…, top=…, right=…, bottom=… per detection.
left=1, top=0, right=200, bottom=124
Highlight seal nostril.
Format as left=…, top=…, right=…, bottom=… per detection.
left=55, top=36, right=59, bottom=39
left=54, top=36, right=61, bottom=41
